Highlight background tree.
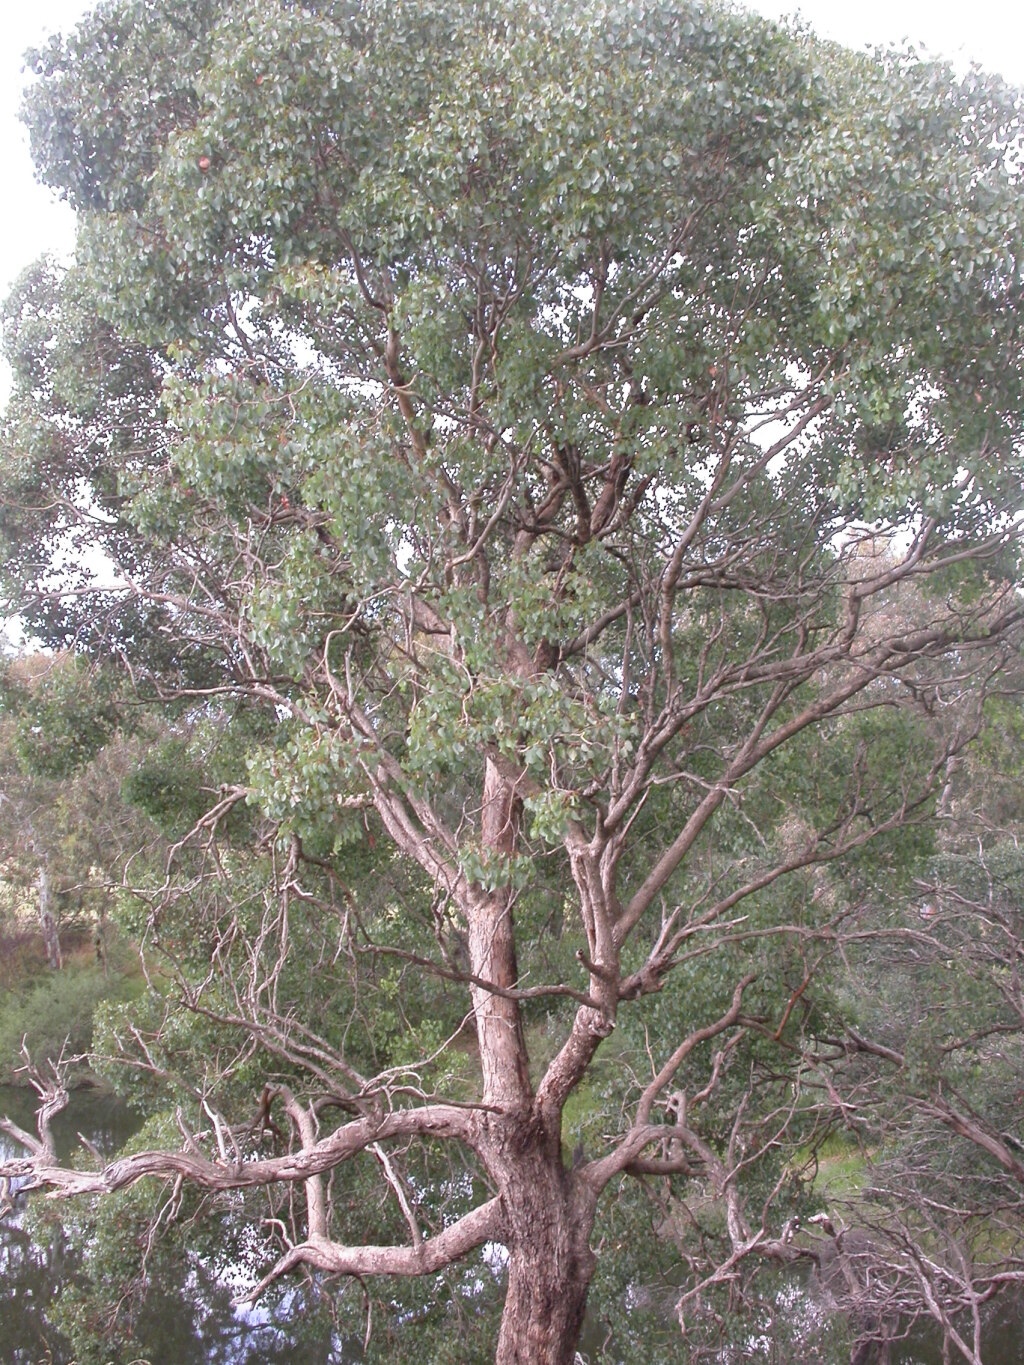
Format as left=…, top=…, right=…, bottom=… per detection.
left=0, top=651, right=122, bottom=972
left=784, top=677, right=1024, bottom=1365
left=0, top=653, right=159, bottom=1081
left=2, top=2, right=1024, bottom=1362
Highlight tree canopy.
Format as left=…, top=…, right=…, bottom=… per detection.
left=2, top=2, right=1023, bottom=1362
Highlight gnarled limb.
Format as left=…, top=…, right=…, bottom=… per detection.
left=0, top=1047, right=69, bottom=1166
left=582, top=976, right=755, bottom=1193
left=239, top=1195, right=503, bottom=1304
left=0, top=1098, right=476, bottom=1199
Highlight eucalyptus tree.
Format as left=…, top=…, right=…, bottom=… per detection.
left=0, top=652, right=122, bottom=972
left=2, top=1, right=1024, bottom=1362
left=793, top=778, right=1024, bottom=1364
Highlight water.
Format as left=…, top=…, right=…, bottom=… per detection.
left=0, top=1085, right=352, bottom=1363
left=3, top=1089, right=1022, bottom=1363
left=894, top=1303, right=1024, bottom=1365
left=0, top=1081, right=138, bottom=1164
left=0, top=1083, right=140, bottom=1364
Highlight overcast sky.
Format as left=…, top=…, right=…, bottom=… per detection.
left=0, top=0, right=1022, bottom=343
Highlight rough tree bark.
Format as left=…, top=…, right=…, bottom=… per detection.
left=474, top=757, right=600, bottom=1361
left=490, top=1132, right=597, bottom=1365
left=472, top=757, right=532, bottom=1109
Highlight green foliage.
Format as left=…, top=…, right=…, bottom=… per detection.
left=0, top=951, right=143, bottom=1081
left=2, top=0, right=1024, bottom=1360
left=121, top=735, right=213, bottom=836
left=2, top=655, right=119, bottom=780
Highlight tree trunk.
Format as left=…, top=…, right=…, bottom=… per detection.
left=474, top=757, right=597, bottom=1362
left=496, top=1233, right=593, bottom=1365
left=37, top=864, right=62, bottom=971
left=472, top=757, right=531, bottom=1107
left=491, top=1123, right=597, bottom=1365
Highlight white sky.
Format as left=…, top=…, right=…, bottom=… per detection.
left=751, top=0, right=1024, bottom=84
left=0, top=0, right=1022, bottom=367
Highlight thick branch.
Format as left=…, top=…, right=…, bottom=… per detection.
left=239, top=1195, right=503, bottom=1303
left=0, top=1103, right=475, bottom=1199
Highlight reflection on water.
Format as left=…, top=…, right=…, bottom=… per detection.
left=0, top=1081, right=138, bottom=1165
left=1, top=1083, right=140, bottom=1365
left=0, top=1086, right=345, bottom=1364
left=3, top=1087, right=1023, bottom=1364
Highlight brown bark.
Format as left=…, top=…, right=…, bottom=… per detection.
left=488, top=1116, right=598, bottom=1365
left=0, top=1102, right=473, bottom=1196
left=496, top=1222, right=594, bottom=1365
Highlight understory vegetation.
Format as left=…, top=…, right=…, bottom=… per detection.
left=1, top=1, right=1023, bottom=1362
